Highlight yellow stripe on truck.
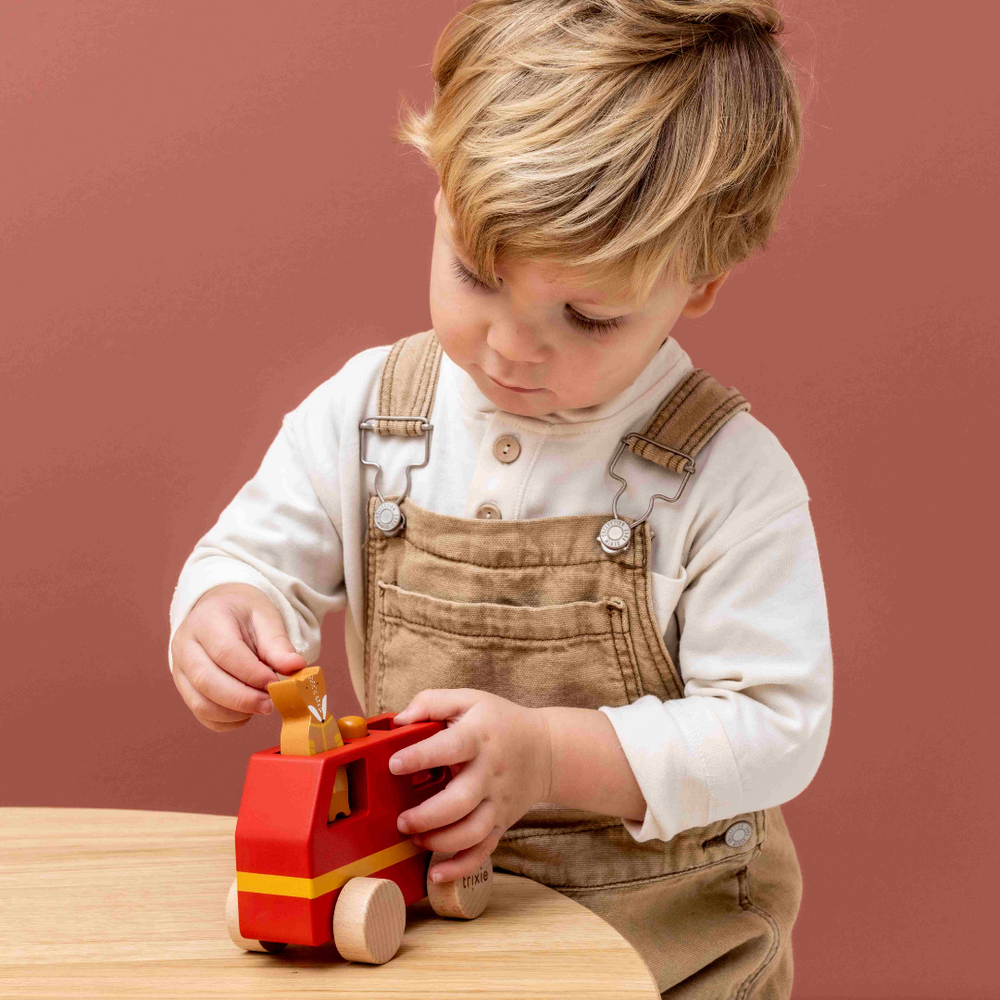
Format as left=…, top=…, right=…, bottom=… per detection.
left=236, top=838, right=423, bottom=899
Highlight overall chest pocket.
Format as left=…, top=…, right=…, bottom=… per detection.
left=371, top=580, right=644, bottom=715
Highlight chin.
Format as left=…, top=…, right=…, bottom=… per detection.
left=503, top=395, right=557, bottom=417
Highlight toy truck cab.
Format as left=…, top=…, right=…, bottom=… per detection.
left=226, top=700, right=493, bottom=963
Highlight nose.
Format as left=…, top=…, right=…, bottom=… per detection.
left=485, top=322, right=548, bottom=365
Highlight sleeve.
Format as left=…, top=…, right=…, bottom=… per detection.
left=599, top=499, right=833, bottom=843
left=167, top=399, right=347, bottom=675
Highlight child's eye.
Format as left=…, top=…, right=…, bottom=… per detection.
left=451, top=255, right=623, bottom=337
left=451, top=256, right=491, bottom=291
left=565, top=307, right=625, bottom=336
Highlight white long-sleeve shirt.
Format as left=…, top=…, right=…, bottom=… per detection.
left=168, top=333, right=832, bottom=843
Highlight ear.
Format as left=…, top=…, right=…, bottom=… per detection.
left=433, top=187, right=442, bottom=216
left=681, top=271, right=731, bottom=319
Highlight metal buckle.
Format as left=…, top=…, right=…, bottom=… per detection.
left=358, top=416, right=433, bottom=535
left=597, top=434, right=695, bottom=554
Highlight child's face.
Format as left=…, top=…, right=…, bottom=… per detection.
left=429, top=188, right=729, bottom=416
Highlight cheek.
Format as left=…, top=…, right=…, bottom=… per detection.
left=563, top=343, right=614, bottom=381
left=429, top=287, right=469, bottom=337
left=557, top=345, right=635, bottom=398
left=429, top=274, right=482, bottom=346
left=428, top=263, right=455, bottom=326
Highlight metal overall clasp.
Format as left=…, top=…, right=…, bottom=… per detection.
left=597, top=433, right=696, bottom=555
left=358, top=416, right=433, bottom=537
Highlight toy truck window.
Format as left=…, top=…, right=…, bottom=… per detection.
left=411, top=767, right=447, bottom=790
left=329, top=758, right=369, bottom=825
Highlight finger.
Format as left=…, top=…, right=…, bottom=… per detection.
left=246, top=600, right=307, bottom=675
left=398, top=766, right=485, bottom=835
left=174, top=661, right=256, bottom=722
left=388, top=725, right=478, bottom=776
left=427, top=837, right=499, bottom=885
left=198, top=616, right=283, bottom=692
left=185, top=638, right=274, bottom=716
left=411, top=798, right=499, bottom=855
left=393, top=688, right=478, bottom=726
left=174, top=668, right=254, bottom=732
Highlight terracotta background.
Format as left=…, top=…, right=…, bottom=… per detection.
left=2, top=2, right=997, bottom=996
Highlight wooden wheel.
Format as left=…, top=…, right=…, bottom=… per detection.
left=226, top=879, right=286, bottom=953
left=426, top=851, right=493, bottom=919
left=332, top=877, right=406, bottom=964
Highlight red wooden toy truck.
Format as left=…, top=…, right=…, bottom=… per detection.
left=226, top=666, right=493, bottom=963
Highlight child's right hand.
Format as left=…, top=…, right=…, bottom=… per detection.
left=170, top=583, right=307, bottom=732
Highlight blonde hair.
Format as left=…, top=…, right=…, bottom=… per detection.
left=393, top=0, right=803, bottom=306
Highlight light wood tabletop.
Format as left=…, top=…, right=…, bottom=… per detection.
left=0, top=807, right=659, bottom=999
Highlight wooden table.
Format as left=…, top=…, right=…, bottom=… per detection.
left=0, top=808, right=658, bottom=999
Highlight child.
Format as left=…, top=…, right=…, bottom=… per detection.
left=169, top=1, right=831, bottom=995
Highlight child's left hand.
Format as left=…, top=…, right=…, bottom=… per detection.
left=390, top=688, right=552, bottom=884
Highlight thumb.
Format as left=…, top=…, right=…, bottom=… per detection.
left=250, top=602, right=307, bottom=674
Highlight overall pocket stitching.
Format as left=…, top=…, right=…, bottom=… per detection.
left=363, top=499, right=383, bottom=701
left=735, top=865, right=782, bottom=1000
left=377, top=609, right=618, bottom=644
left=375, top=585, right=391, bottom=715
left=539, top=848, right=763, bottom=893
left=394, top=532, right=619, bottom=570
left=634, top=527, right=685, bottom=701
left=374, top=586, right=638, bottom=714
left=607, top=602, right=644, bottom=702
left=500, top=823, right=762, bottom=890
left=501, top=818, right=625, bottom=840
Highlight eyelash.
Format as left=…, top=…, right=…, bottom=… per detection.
left=450, top=257, right=624, bottom=336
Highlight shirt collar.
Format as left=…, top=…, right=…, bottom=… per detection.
left=446, top=333, right=690, bottom=429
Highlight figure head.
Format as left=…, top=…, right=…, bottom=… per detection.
left=395, top=0, right=802, bottom=415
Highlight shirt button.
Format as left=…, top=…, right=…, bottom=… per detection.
left=492, top=435, right=521, bottom=464
left=475, top=502, right=502, bottom=520
left=724, top=821, right=753, bottom=848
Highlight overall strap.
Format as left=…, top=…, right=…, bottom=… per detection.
left=372, top=329, right=443, bottom=436
left=629, top=368, right=750, bottom=474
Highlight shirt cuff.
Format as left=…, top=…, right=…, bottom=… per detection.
left=167, top=556, right=310, bottom=675
left=599, top=694, right=744, bottom=843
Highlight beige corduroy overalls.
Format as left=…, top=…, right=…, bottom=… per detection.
left=360, top=330, right=802, bottom=998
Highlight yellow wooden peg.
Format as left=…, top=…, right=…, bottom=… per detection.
left=267, top=665, right=351, bottom=822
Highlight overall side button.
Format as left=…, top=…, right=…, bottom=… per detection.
left=724, top=821, right=753, bottom=848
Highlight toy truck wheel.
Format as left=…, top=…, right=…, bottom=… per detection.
left=226, top=879, right=286, bottom=954
left=426, top=851, right=493, bottom=919
left=332, top=876, right=406, bottom=964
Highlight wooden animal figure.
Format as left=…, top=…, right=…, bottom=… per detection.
left=267, top=665, right=350, bottom=821
left=226, top=664, right=493, bottom=964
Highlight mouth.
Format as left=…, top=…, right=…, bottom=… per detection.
left=487, top=373, right=544, bottom=393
